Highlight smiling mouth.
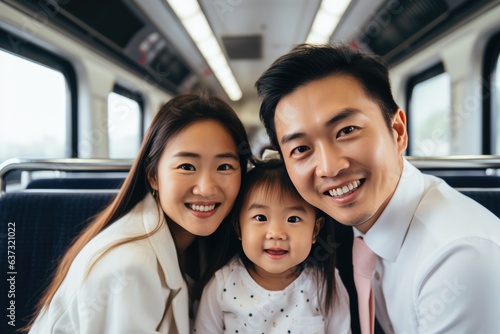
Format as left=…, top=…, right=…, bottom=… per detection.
left=325, top=179, right=363, bottom=197
left=186, top=203, right=220, bottom=212
left=265, top=249, right=288, bottom=256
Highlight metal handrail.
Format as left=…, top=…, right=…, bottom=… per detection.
left=0, top=158, right=134, bottom=194
left=406, top=155, right=500, bottom=169
left=2, top=156, right=500, bottom=194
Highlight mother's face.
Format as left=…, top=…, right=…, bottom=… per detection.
left=150, top=120, right=242, bottom=237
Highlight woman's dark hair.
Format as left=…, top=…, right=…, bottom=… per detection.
left=256, top=43, right=399, bottom=151
left=25, top=93, right=252, bottom=330
left=233, top=159, right=337, bottom=315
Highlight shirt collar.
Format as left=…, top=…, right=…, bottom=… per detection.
left=356, top=158, right=425, bottom=262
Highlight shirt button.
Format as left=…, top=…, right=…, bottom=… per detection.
left=374, top=272, right=380, bottom=280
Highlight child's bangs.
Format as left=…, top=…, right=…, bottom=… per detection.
left=245, top=170, right=304, bottom=206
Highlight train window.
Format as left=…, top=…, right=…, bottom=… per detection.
left=0, top=49, right=68, bottom=163
left=494, top=56, right=500, bottom=154
left=107, top=89, right=142, bottom=158
left=483, top=30, right=500, bottom=154
left=485, top=32, right=500, bottom=154
left=407, top=64, right=451, bottom=156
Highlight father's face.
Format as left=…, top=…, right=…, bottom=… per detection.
left=274, top=74, right=407, bottom=233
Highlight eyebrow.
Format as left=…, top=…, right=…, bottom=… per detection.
left=247, top=202, right=308, bottom=213
left=173, top=152, right=239, bottom=160
left=280, top=108, right=359, bottom=146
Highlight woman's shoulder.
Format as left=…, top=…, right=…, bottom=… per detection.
left=77, top=220, right=147, bottom=264
left=70, top=202, right=171, bottom=283
left=48, top=227, right=163, bottom=315
left=69, top=228, right=159, bottom=284
left=79, top=197, right=169, bottom=265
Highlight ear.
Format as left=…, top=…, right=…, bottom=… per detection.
left=391, top=108, right=408, bottom=155
left=147, top=173, right=158, bottom=191
left=312, top=217, right=324, bottom=244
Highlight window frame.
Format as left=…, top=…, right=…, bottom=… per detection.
left=108, top=84, right=144, bottom=158
left=0, top=28, right=78, bottom=157
left=405, top=62, right=448, bottom=156
left=482, top=30, right=500, bottom=154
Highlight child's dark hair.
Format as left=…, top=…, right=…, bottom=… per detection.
left=233, top=158, right=338, bottom=315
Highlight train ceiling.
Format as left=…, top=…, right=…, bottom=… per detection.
left=3, top=0, right=497, bottom=102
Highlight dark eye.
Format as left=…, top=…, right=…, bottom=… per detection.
left=291, top=146, right=310, bottom=156
left=254, top=214, right=267, bottom=222
left=337, top=126, right=356, bottom=138
left=218, top=163, right=235, bottom=171
left=179, top=164, right=195, bottom=171
left=287, top=216, right=301, bottom=223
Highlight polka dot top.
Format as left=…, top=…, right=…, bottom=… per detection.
left=193, top=256, right=351, bottom=334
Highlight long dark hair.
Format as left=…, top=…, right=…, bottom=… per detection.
left=233, top=159, right=337, bottom=315
left=25, top=93, right=252, bottom=330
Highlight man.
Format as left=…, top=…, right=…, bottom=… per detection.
left=256, top=44, right=500, bottom=333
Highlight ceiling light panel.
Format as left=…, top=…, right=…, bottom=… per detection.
left=306, top=0, right=352, bottom=44
left=166, top=0, right=242, bottom=101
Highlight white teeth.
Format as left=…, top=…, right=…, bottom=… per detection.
left=189, top=204, right=216, bottom=212
left=328, top=180, right=361, bottom=197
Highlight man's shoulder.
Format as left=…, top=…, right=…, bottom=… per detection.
left=412, top=175, right=500, bottom=243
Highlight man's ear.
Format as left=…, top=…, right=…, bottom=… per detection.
left=312, top=217, right=324, bottom=244
left=392, top=108, right=408, bottom=154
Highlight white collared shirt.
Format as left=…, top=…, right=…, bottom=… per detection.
left=356, top=159, right=500, bottom=334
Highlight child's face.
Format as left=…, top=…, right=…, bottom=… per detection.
left=239, top=186, right=321, bottom=278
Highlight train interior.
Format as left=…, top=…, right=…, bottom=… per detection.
left=1, top=0, right=500, bottom=332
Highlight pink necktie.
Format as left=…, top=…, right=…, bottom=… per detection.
left=353, top=237, right=377, bottom=334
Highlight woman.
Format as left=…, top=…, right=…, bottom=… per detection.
left=27, top=94, right=252, bottom=333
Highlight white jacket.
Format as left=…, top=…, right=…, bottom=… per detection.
left=29, top=194, right=190, bottom=334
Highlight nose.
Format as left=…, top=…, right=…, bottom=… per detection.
left=314, top=141, right=349, bottom=178
left=193, top=172, right=218, bottom=197
left=266, top=221, right=287, bottom=240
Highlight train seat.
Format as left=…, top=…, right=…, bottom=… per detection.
left=0, top=190, right=117, bottom=331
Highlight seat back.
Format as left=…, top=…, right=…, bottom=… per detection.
left=0, top=190, right=117, bottom=332
left=459, top=189, right=500, bottom=218
left=26, top=177, right=125, bottom=189
left=440, top=175, right=500, bottom=188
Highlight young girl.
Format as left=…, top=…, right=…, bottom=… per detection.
left=26, top=94, right=252, bottom=334
left=194, top=157, right=351, bottom=333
